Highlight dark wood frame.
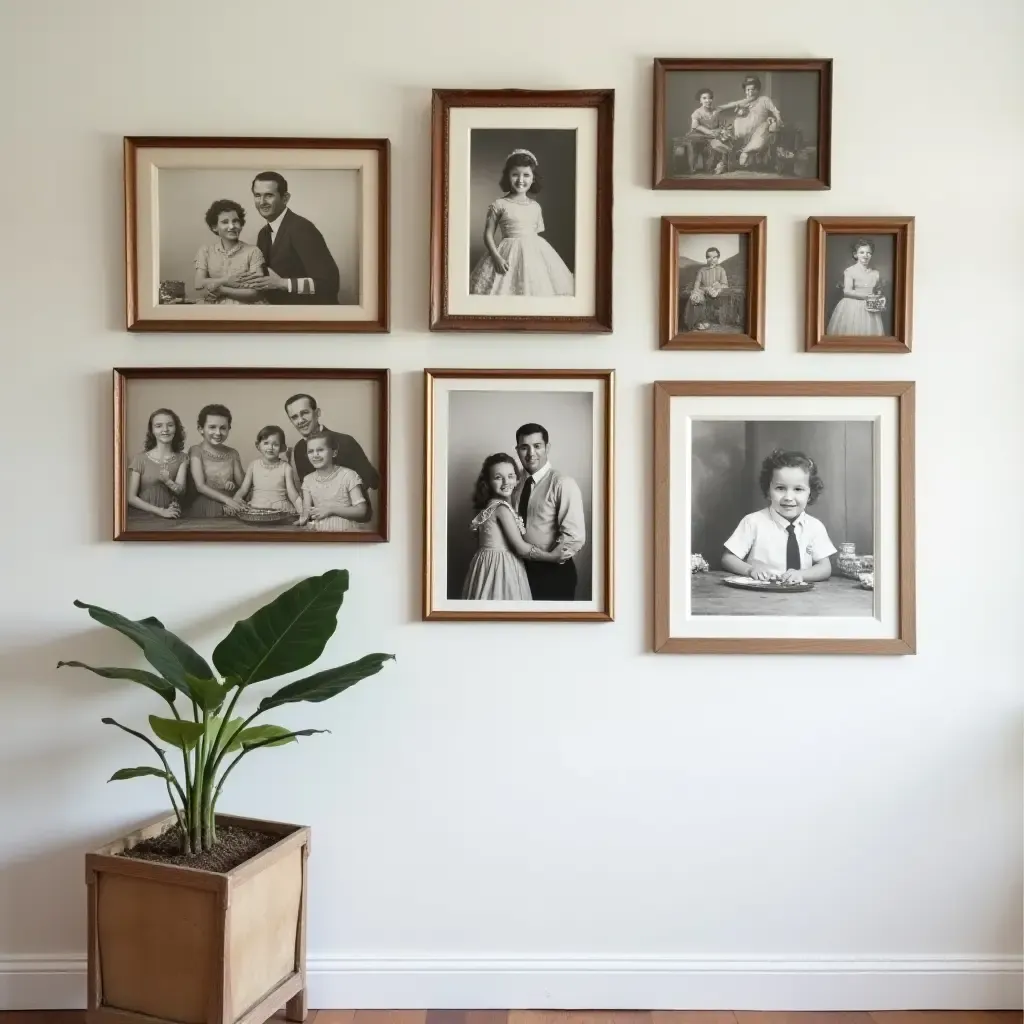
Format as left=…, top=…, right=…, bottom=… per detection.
left=805, top=216, right=915, bottom=353
left=660, top=215, right=767, bottom=350
left=423, top=368, right=615, bottom=621
left=652, top=58, right=833, bottom=190
left=429, top=89, right=614, bottom=333
left=124, top=136, right=390, bottom=332
left=113, top=367, right=389, bottom=543
left=653, top=380, right=916, bottom=655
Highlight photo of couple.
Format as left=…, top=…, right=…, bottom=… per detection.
left=115, top=371, right=386, bottom=542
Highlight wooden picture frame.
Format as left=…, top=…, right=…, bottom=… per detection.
left=124, top=137, right=390, bottom=332
left=653, top=380, right=916, bottom=655
left=653, top=58, right=832, bottom=190
left=805, top=216, right=915, bottom=353
left=114, top=367, right=389, bottom=543
left=429, top=89, right=614, bottom=332
left=424, top=368, right=615, bottom=621
left=660, top=215, right=767, bottom=350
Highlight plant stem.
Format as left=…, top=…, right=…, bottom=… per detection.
left=192, top=708, right=208, bottom=853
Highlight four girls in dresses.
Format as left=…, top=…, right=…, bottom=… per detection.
left=461, top=453, right=570, bottom=601
left=468, top=149, right=575, bottom=297
left=721, top=449, right=837, bottom=584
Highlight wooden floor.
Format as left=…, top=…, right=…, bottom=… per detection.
left=1, top=1012, right=1019, bottom=1024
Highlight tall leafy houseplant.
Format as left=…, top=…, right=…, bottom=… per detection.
left=58, top=569, right=392, bottom=855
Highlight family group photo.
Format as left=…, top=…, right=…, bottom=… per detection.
left=115, top=370, right=386, bottom=543
left=424, top=371, right=613, bottom=621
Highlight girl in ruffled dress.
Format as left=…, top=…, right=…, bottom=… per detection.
left=187, top=404, right=246, bottom=517
left=297, top=431, right=370, bottom=532
left=468, top=149, right=575, bottom=297
left=236, top=425, right=302, bottom=515
left=461, top=453, right=569, bottom=601
left=126, top=408, right=189, bottom=520
left=826, top=239, right=886, bottom=336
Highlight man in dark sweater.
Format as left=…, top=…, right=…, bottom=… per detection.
left=284, top=393, right=380, bottom=493
left=239, top=172, right=341, bottom=304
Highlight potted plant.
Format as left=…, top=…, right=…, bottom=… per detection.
left=58, top=569, right=393, bottom=1024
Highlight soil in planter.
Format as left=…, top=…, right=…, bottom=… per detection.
left=120, top=824, right=279, bottom=872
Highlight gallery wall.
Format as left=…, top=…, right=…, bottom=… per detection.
left=2, top=0, right=1022, bottom=1012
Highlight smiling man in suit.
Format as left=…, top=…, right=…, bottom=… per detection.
left=239, top=172, right=341, bottom=304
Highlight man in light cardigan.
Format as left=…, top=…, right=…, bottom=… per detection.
left=511, top=422, right=587, bottom=601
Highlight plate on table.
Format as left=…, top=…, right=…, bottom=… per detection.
left=721, top=575, right=814, bottom=593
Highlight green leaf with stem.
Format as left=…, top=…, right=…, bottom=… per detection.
left=56, top=661, right=176, bottom=705
left=101, top=718, right=187, bottom=809
left=149, top=715, right=204, bottom=751
left=109, top=766, right=173, bottom=782
left=185, top=675, right=230, bottom=713
left=258, top=654, right=394, bottom=712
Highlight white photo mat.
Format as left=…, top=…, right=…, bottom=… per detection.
left=668, top=394, right=900, bottom=641
left=133, top=146, right=380, bottom=322
left=429, top=376, right=608, bottom=615
left=445, top=106, right=598, bottom=318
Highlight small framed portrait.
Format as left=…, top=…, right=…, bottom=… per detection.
left=653, top=58, right=832, bottom=190
left=653, top=381, right=916, bottom=655
left=806, top=216, right=915, bottom=353
left=429, top=89, right=614, bottom=333
left=124, top=137, right=389, bottom=332
left=660, top=215, right=766, bottom=350
left=113, top=367, right=389, bottom=543
left=424, top=369, right=614, bottom=621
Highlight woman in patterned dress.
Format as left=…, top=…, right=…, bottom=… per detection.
left=194, top=199, right=267, bottom=304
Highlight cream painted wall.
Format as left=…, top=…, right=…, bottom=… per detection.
left=1, top=0, right=1022, bottom=1012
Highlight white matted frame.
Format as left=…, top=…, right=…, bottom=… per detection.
left=125, top=137, right=389, bottom=332
left=653, top=381, right=916, bottom=655
left=429, top=90, right=614, bottom=333
left=424, top=369, right=615, bottom=621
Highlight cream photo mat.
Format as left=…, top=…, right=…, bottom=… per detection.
left=445, top=106, right=598, bottom=318
left=429, top=375, right=608, bottom=615
left=668, top=394, right=900, bottom=641
left=133, top=145, right=380, bottom=322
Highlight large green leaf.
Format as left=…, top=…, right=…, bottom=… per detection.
left=72, top=600, right=212, bottom=695
left=212, top=570, right=350, bottom=686
left=258, top=653, right=394, bottom=712
left=149, top=715, right=204, bottom=751
left=240, top=727, right=330, bottom=752
left=206, top=715, right=245, bottom=757
left=56, top=661, right=176, bottom=705
left=185, top=675, right=229, bottom=712
left=109, top=766, right=172, bottom=782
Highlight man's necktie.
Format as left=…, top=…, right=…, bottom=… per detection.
left=786, top=523, right=800, bottom=570
left=259, top=225, right=273, bottom=262
left=518, top=475, right=534, bottom=520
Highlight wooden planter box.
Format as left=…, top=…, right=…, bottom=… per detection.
left=86, top=813, right=309, bottom=1024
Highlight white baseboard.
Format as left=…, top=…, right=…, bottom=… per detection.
left=1, top=954, right=1021, bottom=1012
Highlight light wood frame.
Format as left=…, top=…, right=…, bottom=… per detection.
left=805, top=216, right=915, bottom=352
left=653, top=380, right=916, bottom=655
left=429, top=89, right=615, bottom=333
left=113, top=367, right=389, bottom=543
left=660, top=215, right=767, bottom=350
left=124, top=136, right=390, bottom=332
left=423, top=368, right=615, bottom=621
left=653, top=58, right=833, bottom=190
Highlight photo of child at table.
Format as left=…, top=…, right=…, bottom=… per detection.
left=720, top=449, right=837, bottom=584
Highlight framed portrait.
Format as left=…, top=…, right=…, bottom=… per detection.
left=113, top=367, right=389, bottom=543
left=653, top=381, right=916, bottom=655
left=660, top=215, right=766, bottom=350
left=423, top=369, right=614, bottom=621
left=429, top=89, right=614, bottom=333
left=653, top=58, right=832, bottom=190
left=124, top=137, right=389, bottom=332
left=806, top=216, right=915, bottom=353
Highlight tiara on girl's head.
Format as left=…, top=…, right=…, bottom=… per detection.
left=506, top=148, right=538, bottom=165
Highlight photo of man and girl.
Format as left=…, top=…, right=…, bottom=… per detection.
left=122, top=380, right=381, bottom=538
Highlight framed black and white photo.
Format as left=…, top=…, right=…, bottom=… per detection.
left=653, top=58, right=832, bottom=190
left=661, top=215, right=766, bottom=350
left=114, top=368, right=388, bottom=543
left=424, top=369, right=614, bottom=621
left=806, top=216, right=915, bottom=353
left=654, top=381, right=915, bottom=655
left=429, top=90, right=614, bottom=332
left=125, top=137, right=389, bottom=331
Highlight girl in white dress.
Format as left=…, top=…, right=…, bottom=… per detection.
left=468, top=149, right=575, bottom=297
left=236, top=425, right=302, bottom=514
left=826, top=239, right=886, bottom=337
left=297, top=432, right=369, bottom=532
left=461, top=454, right=569, bottom=601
